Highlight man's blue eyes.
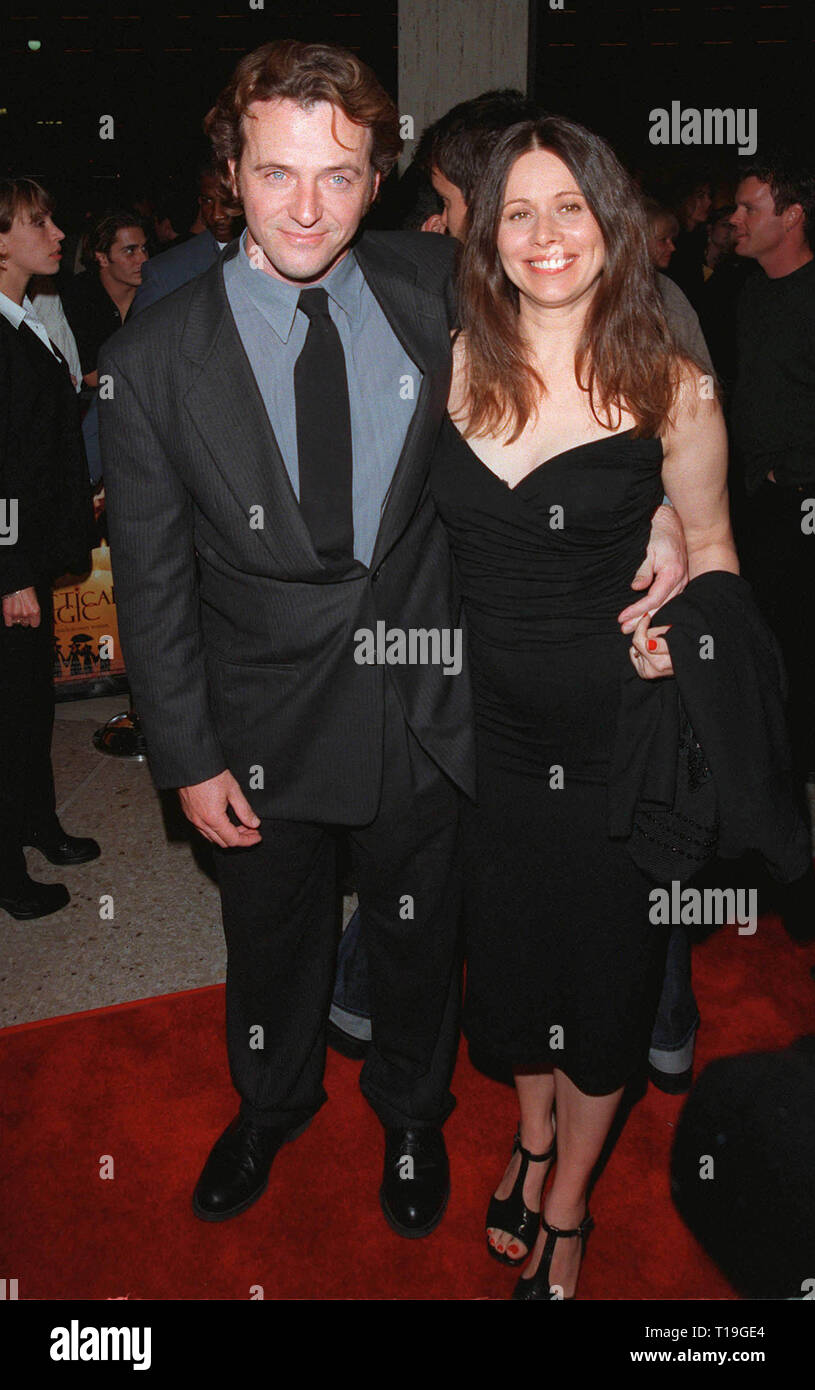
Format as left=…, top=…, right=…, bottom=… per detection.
left=266, top=172, right=349, bottom=185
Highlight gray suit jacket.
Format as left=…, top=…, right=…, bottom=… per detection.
left=98, top=231, right=475, bottom=820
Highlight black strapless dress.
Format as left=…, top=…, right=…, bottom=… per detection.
left=430, top=415, right=670, bottom=1095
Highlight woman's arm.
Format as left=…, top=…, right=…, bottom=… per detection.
left=629, top=363, right=738, bottom=679
left=660, top=364, right=739, bottom=580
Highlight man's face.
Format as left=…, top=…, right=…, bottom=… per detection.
left=430, top=165, right=469, bottom=241
left=731, top=177, right=792, bottom=263
left=198, top=174, right=236, bottom=243
left=229, top=97, right=380, bottom=283
left=96, top=226, right=149, bottom=287
left=0, top=206, right=64, bottom=279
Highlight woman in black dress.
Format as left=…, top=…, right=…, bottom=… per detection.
left=429, top=118, right=738, bottom=1299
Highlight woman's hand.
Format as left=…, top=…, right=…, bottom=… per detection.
left=2, top=587, right=41, bottom=628
left=629, top=612, right=673, bottom=679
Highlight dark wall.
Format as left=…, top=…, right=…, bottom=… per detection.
left=530, top=0, right=814, bottom=194
left=0, top=2, right=398, bottom=223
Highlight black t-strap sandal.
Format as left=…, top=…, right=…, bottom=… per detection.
left=511, top=1210, right=595, bottom=1300
left=485, top=1127, right=557, bottom=1267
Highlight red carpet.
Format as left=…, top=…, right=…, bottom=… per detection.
left=2, top=911, right=813, bottom=1301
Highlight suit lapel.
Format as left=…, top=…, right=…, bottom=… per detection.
left=181, top=249, right=317, bottom=571
left=355, top=235, right=452, bottom=571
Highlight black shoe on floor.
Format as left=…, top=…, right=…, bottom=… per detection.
left=0, top=876, right=70, bottom=921
left=192, top=1113, right=310, bottom=1222
left=26, top=825, right=101, bottom=867
left=648, top=1061, right=693, bottom=1095
left=379, top=1125, right=450, bottom=1238
left=326, top=1019, right=370, bottom=1060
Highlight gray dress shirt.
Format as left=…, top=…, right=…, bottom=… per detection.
left=224, top=232, right=421, bottom=568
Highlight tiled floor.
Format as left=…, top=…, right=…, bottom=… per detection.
left=1, top=698, right=226, bottom=1026
left=1, top=694, right=812, bottom=1028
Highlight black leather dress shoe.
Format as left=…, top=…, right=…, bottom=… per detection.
left=192, top=1113, right=309, bottom=1222
left=0, top=876, right=70, bottom=921
left=26, top=827, right=101, bottom=866
left=379, top=1126, right=450, bottom=1238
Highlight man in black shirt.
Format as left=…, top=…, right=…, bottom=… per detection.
left=63, top=210, right=149, bottom=387
left=730, top=156, right=815, bottom=935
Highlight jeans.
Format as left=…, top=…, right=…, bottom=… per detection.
left=329, top=906, right=373, bottom=1042
left=333, top=912, right=700, bottom=1075
left=648, top=924, right=700, bottom=1075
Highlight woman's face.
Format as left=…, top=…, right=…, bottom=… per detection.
left=687, top=185, right=712, bottom=227
left=709, top=215, right=735, bottom=255
left=0, top=204, right=64, bottom=280
left=496, top=148, right=605, bottom=315
left=649, top=215, right=677, bottom=268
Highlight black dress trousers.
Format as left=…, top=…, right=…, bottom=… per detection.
left=212, top=676, right=463, bottom=1131
left=0, top=579, right=59, bottom=888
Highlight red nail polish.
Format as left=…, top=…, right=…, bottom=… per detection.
left=647, top=638, right=658, bottom=651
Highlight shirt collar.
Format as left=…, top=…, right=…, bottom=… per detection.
left=0, top=289, right=33, bottom=331
left=234, top=228, right=363, bottom=342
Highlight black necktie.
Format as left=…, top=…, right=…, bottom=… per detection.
left=294, top=287, right=354, bottom=567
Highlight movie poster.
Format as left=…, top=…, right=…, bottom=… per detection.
left=52, top=532, right=127, bottom=697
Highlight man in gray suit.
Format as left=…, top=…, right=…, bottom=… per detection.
left=100, top=41, right=473, bottom=1239
left=99, top=40, right=685, bottom=1242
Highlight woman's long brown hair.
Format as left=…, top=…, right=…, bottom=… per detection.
left=457, top=116, right=704, bottom=442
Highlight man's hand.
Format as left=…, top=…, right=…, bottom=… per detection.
left=178, top=769, right=262, bottom=849
left=2, top=587, right=41, bottom=628
left=617, top=502, right=688, bottom=634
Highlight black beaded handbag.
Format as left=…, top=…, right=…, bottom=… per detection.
left=627, top=703, right=719, bottom=884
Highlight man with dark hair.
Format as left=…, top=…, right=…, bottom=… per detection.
left=63, top=209, right=149, bottom=386
left=99, top=40, right=687, bottom=1241
left=413, top=88, right=541, bottom=240
left=730, top=155, right=815, bottom=937
left=131, top=166, right=241, bottom=315
left=152, top=189, right=195, bottom=253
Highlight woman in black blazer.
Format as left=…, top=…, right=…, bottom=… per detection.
left=0, top=177, right=98, bottom=920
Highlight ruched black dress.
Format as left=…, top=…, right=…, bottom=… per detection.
left=430, top=416, right=670, bottom=1095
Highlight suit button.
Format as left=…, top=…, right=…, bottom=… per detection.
left=371, top=564, right=382, bottom=584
